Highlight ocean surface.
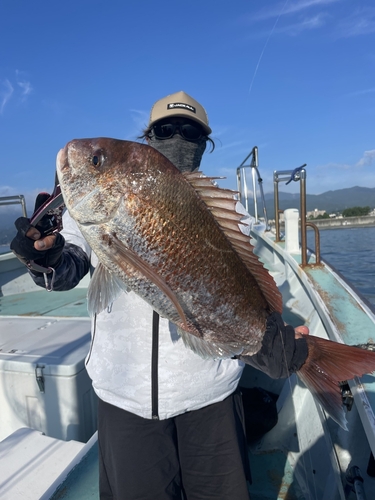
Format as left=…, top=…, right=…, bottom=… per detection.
left=306, top=226, right=375, bottom=307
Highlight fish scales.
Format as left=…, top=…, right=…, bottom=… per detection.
left=57, top=138, right=276, bottom=356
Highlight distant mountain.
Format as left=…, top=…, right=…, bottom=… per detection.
left=304, top=186, right=375, bottom=213
left=1, top=186, right=375, bottom=245
left=259, top=186, right=375, bottom=219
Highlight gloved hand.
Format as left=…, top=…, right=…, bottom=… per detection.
left=10, top=193, right=65, bottom=272
left=238, top=311, right=309, bottom=379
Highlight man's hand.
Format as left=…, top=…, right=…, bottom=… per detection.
left=25, top=225, right=57, bottom=251
left=294, top=325, right=309, bottom=338
left=10, top=193, right=65, bottom=271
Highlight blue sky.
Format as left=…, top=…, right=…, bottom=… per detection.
left=1, top=0, right=374, bottom=212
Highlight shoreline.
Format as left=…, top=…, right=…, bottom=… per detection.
left=276, top=215, right=375, bottom=231
left=277, top=223, right=375, bottom=232
left=308, top=222, right=375, bottom=230
left=306, top=215, right=375, bottom=230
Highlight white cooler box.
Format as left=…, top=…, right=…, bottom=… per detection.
left=0, top=317, right=97, bottom=442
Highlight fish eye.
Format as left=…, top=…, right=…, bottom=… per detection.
left=92, top=155, right=100, bottom=166
left=92, top=150, right=104, bottom=167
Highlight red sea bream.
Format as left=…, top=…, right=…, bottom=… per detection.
left=57, top=138, right=375, bottom=428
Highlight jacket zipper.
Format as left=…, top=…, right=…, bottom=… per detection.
left=151, top=311, right=160, bottom=420
left=85, top=313, right=96, bottom=366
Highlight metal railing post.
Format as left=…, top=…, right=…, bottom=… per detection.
left=273, top=167, right=321, bottom=267
left=236, top=146, right=269, bottom=229
left=274, top=172, right=281, bottom=242
left=0, top=195, right=27, bottom=217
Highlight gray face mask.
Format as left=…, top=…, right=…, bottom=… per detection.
left=148, top=133, right=207, bottom=173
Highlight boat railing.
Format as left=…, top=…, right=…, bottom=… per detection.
left=236, top=147, right=321, bottom=267
left=0, top=195, right=27, bottom=217
left=273, top=167, right=321, bottom=267
left=236, top=146, right=269, bottom=229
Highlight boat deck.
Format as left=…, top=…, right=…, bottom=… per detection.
left=49, top=441, right=99, bottom=500
left=0, top=250, right=89, bottom=318
left=2, top=229, right=375, bottom=498
left=249, top=227, right=375, bottom=498
left=304, top=263, right=375, bottom=452
left=48, top=440, right=305, bottom=500
left=0, top=287, right=89, bottom=317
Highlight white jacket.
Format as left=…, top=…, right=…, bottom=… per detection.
left=61, top=212, right=245, bottom=420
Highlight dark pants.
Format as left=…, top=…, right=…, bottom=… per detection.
left=98, top=392, right=251, bottom=500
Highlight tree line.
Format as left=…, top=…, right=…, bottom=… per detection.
left=309, top=206, right=372, bottom=220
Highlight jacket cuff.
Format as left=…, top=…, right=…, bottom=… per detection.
left=239, top=312, right=309, bottom=379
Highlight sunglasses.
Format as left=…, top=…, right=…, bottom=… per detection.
left=152, top=120, right=204, bottom=141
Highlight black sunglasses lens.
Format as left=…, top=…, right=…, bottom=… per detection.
left=180, top=123, right=202, bottom=140
left=152, top=121, right=204, bottom=140
left=153, top=123, right=175, bottom=139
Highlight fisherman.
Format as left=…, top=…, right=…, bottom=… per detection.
left=11, top=91, right=309, bottom=500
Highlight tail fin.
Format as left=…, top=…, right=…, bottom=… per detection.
left=297, top=336, right=375, bottom=430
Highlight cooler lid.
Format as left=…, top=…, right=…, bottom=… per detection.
left=0, top=317, right=91, bottom=376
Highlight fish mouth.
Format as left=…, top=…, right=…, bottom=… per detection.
left=56, top=147, right=67, bottom=175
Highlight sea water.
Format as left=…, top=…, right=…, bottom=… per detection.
left=307, top=226, right=375, bottom=306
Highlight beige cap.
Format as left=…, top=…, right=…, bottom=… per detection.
left=148, top=91, right=212, bottom=135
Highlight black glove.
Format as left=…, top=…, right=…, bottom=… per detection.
left=238, top=311, right=308, bottom=379
left=10, top=193, right=65, bottom=272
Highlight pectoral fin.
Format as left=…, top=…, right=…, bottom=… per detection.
left=108, top=236, right=187, bottom=327
left=177, top=327, right=244, bottom=360
left=88, top=262, right=130, bottom=315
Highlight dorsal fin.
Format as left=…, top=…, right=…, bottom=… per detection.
left=183, top=171, right=283, bottom=313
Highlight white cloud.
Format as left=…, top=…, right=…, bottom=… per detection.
left=316, top=161, right=351, bottom=171
left=336, top=7, right=375, bottom=37
left=275, top=13, right=327, bottom=36
left=0, top=185, right=16, bottom=197
left=0, top=71, right=33, bottom=113
left=215, top=140, right=246, bottom=151
left=17, top=80, right=33, bottom=98
left=244, top=1, right=375, bottom=40
left=0, top=186, right=29, bottom=215
left=15, top=69, right=33, bottom=99
left=0, top=79, right=14, bottom=114
left=16, top=69, right=33, bottom=102
left=346, top=87, right=375, bottom=98
left=126, top=109, right=150, bottom=140
left=356, top=150, right=375, bottom=168
left=0, top=185, right=53, bottom=215
left=250, top=0, right=339, bottom=22
left=130, top=109, right=148, bottom=128
left=316, top=150, right=375, bottom=172
left=282, top=0, right=339, bottom=15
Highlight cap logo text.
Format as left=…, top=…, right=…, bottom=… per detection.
left=167, top=102, right=196, bottom=114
